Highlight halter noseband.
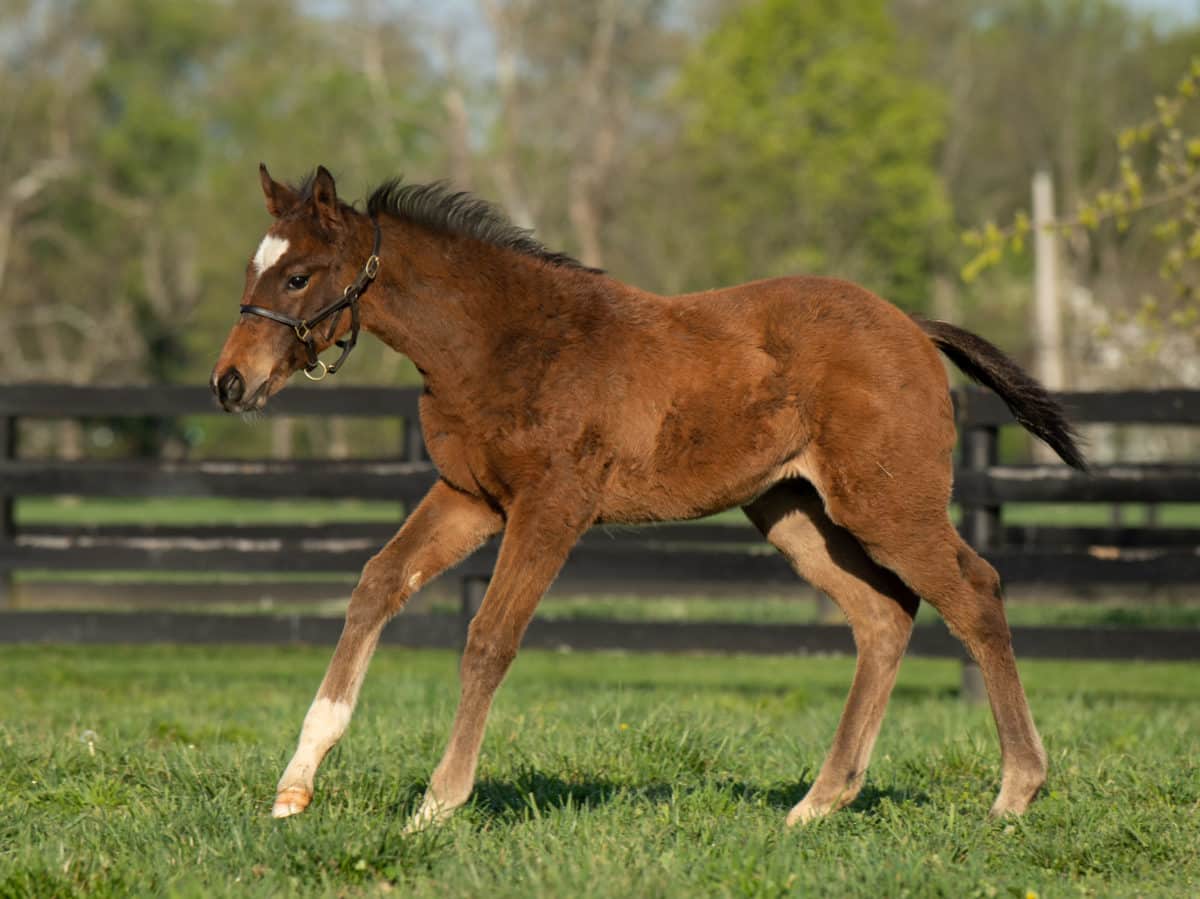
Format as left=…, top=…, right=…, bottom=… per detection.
left=239, top=217, right=383, bottom=381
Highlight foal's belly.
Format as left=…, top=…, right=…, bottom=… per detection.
left=596, top=452, right=801, bottom=525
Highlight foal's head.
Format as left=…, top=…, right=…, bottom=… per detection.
left=211, top=165, right=370, bottom=412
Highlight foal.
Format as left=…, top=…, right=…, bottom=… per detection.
left=212, top=165, right=1085, bottom=830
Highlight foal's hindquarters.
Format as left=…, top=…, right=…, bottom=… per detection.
left=739, top=305, right=1046, bottom=822
left=743, top=398, right=1046, bottom=822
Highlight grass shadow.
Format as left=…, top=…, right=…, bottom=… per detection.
left=724, top=779, right=929, bottom=816
left=580, top=679, right=960, bottom=702
left=400, top=770, right=930, bottom=827
left=473, top=770, right=622, bottom=820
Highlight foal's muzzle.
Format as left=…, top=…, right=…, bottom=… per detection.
left=214, top=368, right=245, bottom=410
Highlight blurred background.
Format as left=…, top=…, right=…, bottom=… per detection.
left=5, top=0, right=1200, bottom=457
left=5, top=11, right=1199, bottom=891
left=4, top=0, right=1200, bottom=622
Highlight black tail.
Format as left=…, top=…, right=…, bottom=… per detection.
left=916, top=318, right=1087, bottom=471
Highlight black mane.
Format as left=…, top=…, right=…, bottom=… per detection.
left=357, top=178, right=600, bottom=273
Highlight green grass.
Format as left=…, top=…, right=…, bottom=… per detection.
left=16, top=497, right=406, bottom=526
left=524, top=596, right=1200, bottom=630
left=2, top=646, right=1197, bottom=897
left=19, top=497, right=1200, bottom=528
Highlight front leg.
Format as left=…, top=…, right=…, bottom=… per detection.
left=406, top=498, right=591, bottom=831
left=273, top=481, right=502, bottom=818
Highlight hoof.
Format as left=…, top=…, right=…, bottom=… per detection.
left=272, top=786, right=312, bottom=818
left=786, top=802, right=825, bottom=827
left=786, top=793, right=849, bottom=827
left=404, top=794, right=451, bottom=834
left=988, top=798, right=1031, bottom=818
left=989, top=774, right=1044, bottom=818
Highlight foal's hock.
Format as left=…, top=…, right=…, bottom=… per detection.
left=212, top=164, right=1085, bottom=829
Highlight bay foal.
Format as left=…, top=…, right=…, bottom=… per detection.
left=212, top=165, right=1086, bottom=830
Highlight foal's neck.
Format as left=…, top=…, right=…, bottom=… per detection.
left=359, top=214, right=614, bottom=390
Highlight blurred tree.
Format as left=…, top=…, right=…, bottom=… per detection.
left=901, top=0, right=1200, bottom=386
left=671, top=0, right=952, bottom=309
left=0, top=0, right=131, bottom=386
left=462, top=0, right=687, bottom=270
left=8, top=0, right=1200, bottom=465
left=1, top=0, right=443, bottom=458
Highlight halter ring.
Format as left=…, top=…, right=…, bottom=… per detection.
left=303, top=360, right=329, bottom=381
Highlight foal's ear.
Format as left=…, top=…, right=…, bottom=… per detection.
left=311, top=165, right=342, bottom=232
left=259, top=163, right=298, bottom=218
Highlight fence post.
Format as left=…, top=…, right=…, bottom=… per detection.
left=959, top=422, right=999, bottom=704
left=0, top=415, right=16, bottom=609
left=404, top=415, right=426, bottom=463
left=814, top=592, right=841, bottom=622
left=460, top=575, right=488, bottom=647
left=960, top=424, right=1000, bottom=552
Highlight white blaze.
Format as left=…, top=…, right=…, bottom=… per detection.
left=252, top=234, right=290, bottom=277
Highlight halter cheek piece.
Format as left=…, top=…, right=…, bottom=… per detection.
left=238, top=217, right=382, bottom=381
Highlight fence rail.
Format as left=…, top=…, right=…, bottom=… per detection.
left=5, top=610, right=1196, bottom=661
left=2, top=384, right=1198, bottom=666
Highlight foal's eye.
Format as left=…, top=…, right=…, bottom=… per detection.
left=286, top=274, right=310, bottom=291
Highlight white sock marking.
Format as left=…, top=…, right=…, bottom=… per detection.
left=252, top=234, right=290, bottom=277
left=297, top=697, right=351, bottom=756
left=276, top=697, right=352, bottom=795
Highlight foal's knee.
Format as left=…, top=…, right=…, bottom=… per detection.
left=345, top=556, right=413, bottom=627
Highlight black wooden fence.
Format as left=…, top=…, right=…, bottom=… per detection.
left=1, top=384, right=1198, bottom=665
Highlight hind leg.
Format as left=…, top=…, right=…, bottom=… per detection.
left=879, top=528, right=1045, bottom=815
left=744, top=481, right=919, bottom=825
left=817, top=471, right=1047, bottom=817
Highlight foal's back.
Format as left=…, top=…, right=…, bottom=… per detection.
left=587, top=274, right=953, bottom=524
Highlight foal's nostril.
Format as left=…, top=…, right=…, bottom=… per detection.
left=217, top=369, right=245, bottom=405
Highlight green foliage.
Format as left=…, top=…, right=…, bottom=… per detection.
left=1, top=0, right=439, bottom=405
left=959, top=39, right=1200, bottom=347
left=1, top=646, right=1198, bottom=896
left=7, top=0, right=1200, bottom=442
left=674, top=0, right=952, bottom=309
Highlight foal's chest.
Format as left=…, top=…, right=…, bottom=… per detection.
left=417, top=395, right=515, bottom=504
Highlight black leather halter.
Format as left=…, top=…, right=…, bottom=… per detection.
left=239, top=218, right=382, bottom=380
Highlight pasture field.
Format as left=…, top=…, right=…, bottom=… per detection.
left=1, top=646, right=1197, bottom=898
left=17, top=495, right=1200, bottom=528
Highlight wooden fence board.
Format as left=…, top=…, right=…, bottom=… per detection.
left=956, top=386, right=1200, bottom=426
left=0, top=459, right=438, bottom=500
left=5, top=533, right=1199, bottom=585
left=24, top=522, right=1200, bottom=548
left=953, top=465, right=1200, bottom=504
left=2, top=611, right=1194, bottom=661
left=9, top=460, right=1194, bottom=504
left=24, top=521, right=1200, bottom=550
left=0, top=384, right=422, bottom=419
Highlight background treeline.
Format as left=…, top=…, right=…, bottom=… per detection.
left=2, top=0, right=1197, bottom=458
